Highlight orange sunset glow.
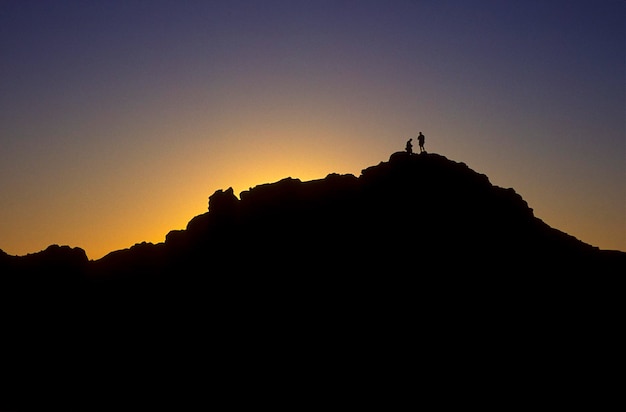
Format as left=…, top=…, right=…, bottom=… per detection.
left=1, top=1, right=624, bottom=259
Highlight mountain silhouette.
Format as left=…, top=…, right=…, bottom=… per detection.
left=1, top=152, right=623, bottom=408
left=3, top=152, right=622, bottom=277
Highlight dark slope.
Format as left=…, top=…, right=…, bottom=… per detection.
left=91, top=151, right=622, bottom=276
left=1, top=152, right=623, bottom=408
left=2, top=152, right=622, bottom=277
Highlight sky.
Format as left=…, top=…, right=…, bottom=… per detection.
left=1, top=0, right=624, bottom=259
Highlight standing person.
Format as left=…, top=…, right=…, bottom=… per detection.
left=418, top=132, right=426, bottom=153
left=405, top=138, right=413, bottom=155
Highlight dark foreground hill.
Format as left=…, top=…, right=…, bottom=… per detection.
left=1, top=152, right=623, bottom=408
left=3, top=152, right=623, bottom=276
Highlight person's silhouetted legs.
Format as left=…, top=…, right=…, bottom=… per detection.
left=417, top=132, right=426, bottom=153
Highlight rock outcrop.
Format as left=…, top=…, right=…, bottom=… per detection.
left=1, top=152, right=623, bottom=408
left=3, top=152, right=623, bottom=276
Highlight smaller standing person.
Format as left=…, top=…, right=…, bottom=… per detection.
left=405, top=138, right=413, bottom=155
left=418, top=132, right=426, bottom=153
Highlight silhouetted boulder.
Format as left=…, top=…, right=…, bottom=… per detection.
left=165, top=228, right=187, bottom=249
left=7, top=244, right=88, bottom=279
left=208, top=187, right=238, bottom=215
left=91, top=241, right=165, bottom=280
left=32, top=243, right=88, bottom=265
left=240, top=177, right=303, bottom=215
